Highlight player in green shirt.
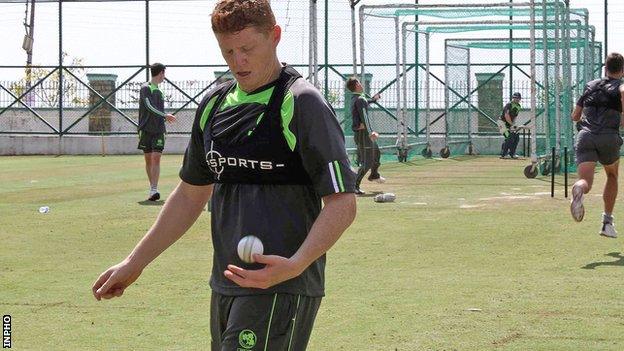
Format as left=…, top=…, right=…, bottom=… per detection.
left=92, top=1, right=357, bottom=350
left=138, top=63, right=176, bottom=201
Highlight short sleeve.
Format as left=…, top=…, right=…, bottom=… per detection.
left=179, top=94, right=216, bottom=186
left=503, top=103, right=511, bottom=115
left=577, top=83, right=590, bottom=107
left=291, top=81, right=356, bottom=196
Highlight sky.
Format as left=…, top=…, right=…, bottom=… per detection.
left=0, top=0, right=622, bottom=82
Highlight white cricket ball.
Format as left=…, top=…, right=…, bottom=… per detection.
left=237, top=235, right=264, bottom=264
left=38, top=206, right=50, bottom=214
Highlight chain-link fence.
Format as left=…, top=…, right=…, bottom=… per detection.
left=357, top=1, right=600, bottom=168
left=0, top=0, right=605, bottom=163
left=0, top=0, right=315, bottom=135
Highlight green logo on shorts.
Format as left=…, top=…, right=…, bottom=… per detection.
left=238, top=329, right=257, bottom=349
left=156, top=138, right=163, bottom=146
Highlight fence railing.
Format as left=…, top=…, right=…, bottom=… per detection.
left=1, top=78, right=535, bottom=110
left=0, top=63, right=538, bottom=135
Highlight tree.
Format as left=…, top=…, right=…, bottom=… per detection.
left=9, top=52, right=88, bottom=108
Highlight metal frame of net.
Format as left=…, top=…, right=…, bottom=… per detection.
left=358, top=0, right=600, bottom=175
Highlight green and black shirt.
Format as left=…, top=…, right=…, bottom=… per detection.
left=138, top=82, right=166, bottom=133
left=500, top=101, right=521, bottom=128
left=350, top=93, right=374, bottom=132
left=180, top=66, right=356, bottom=297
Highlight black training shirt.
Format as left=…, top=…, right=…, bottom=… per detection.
left=138, top=82, right=166, bottom=133
left=180, top=70, right=355, bottom=297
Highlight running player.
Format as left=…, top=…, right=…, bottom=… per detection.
left=570, top=52, right=624, bottom=238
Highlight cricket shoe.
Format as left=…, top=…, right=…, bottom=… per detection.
left=600, top=222, right=618, bottom=238
left=368, top=176, right=386, bottom=184
left=570, top=184, right=584, bottom=222
left=148, top=192, right=161, bottom=201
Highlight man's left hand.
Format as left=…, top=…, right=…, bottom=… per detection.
left=224, top=254, right=303, bottom=289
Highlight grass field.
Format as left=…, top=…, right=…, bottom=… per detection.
left=1, top=155, right=624, bottom=350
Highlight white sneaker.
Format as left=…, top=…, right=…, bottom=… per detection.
left=600, top=222, right=618, bottom=238
left=570, top=184, right=584, bottom=222
left=369, top=176, right=386, bottom=184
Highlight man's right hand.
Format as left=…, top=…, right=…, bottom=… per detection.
left=92, top=260, right=143, bottom=301
left=370, top=131, right=379, bottom=141
left=165, top=114, right=176, bottom=123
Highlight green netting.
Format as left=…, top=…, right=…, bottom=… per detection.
left=360, top=0, right=598, bottom=167
left=445, top=44, right=472, bottom=156
left=441, top=28, right=598, bottom=172
left=464, top=39, right=587, bottom=50
left=425, top=22, right=588, bottom=34
left=389, top=7, right=588, bottom=19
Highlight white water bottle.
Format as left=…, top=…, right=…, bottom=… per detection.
left=374, top=193, right=396, bottom=203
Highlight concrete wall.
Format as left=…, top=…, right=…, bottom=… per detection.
left=0, top=134, right=191, bottom=155
left=1, top=108, right=537, bottom=156
left=0, top=133, right=532, bottom=156
left=0, top=108, right=195, bottom=134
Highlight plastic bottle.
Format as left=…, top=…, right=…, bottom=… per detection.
left=374, top=193, right=396, bottom=203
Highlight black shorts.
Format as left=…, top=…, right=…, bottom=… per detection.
left=137, top=131, right=165, bottom=153
left=575, top=130, right=623, bottom=165
left=210, top=292, right=321, bottom=351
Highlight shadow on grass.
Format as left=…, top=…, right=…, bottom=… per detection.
left=582, top=252, right=624, bottom=270
left=137, top=200, right=165, bottom=206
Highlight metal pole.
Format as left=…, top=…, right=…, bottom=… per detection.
left=551, top=147, right=555, bottom=197
left=467, top=46, right=472, bottom=152
left=564, top=146, right=568, bottom=198
left=554, top=2, right=562, bottom=154
left=324, top=0, right=328, bottom=98
left=425, top=32, right=431, bottom=148
left=604, top=0, right=608, bottom=57
left=414, top=0, right=419, bottom=141
left=359, top=6, right=365, bottom=86
left=395, top=16, right=403, bottom=152
left=25, top=0, right=35, bottom=103
left=563, top=0, right=572, bottom=153
left=444, top=45, right=449, bottom=150
left=509, top=0, right=514, bottom=100
left=401, top=24, right=408, bottom=149
left=58, top=0, right=63, bottom=137
left=542, top=0, right=551, bottom=153
left=523, top=128, right=527, bottom=156
left=361, top=2, right=536, bottom=11
left=146, top=0, right=150, bottom=82
left=313, top=1, right=318, bottom=87
left=351, top=1, right=358, bottom=76
left=529, top=0, right=537, bottom=165
left=310, top=0, right=315, bottom=82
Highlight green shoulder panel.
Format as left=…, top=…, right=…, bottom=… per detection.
left=281, top=90, right=296, bottom=151
left=148, top=83, right=160, bottom=94
left=199, top=95, right=219, bottom=132
left=220, top=84, right=275, bottom=111
left=198, top=84, right=298, bottom=151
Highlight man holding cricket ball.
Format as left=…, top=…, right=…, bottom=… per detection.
left=92, top=0, right=356, bottom=350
